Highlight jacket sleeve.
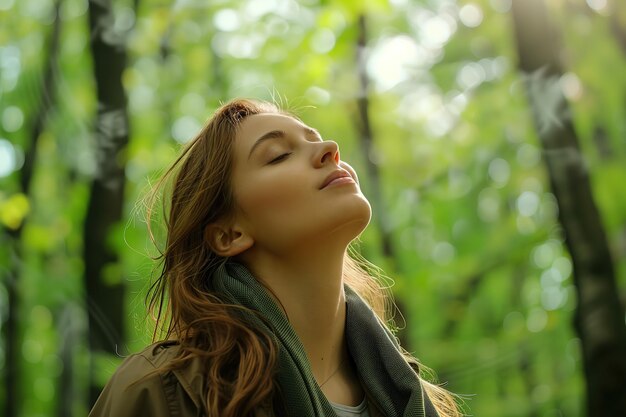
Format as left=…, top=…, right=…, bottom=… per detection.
left=89, top=354, right=172, bottom=417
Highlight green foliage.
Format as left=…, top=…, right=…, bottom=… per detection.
left=1, top=0, right=625, bottom=416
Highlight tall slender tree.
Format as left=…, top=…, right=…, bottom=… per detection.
left=352, top=14, right=417, bottom=352
left=511, top=1, right=626, bottom=415
left=1, top=1, right=63, bottom=416
left=84, top=0, right=132, bottom=405
left=354, top=14, right=394, bottom=259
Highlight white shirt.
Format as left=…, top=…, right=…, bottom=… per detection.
left=330, top=398, right=371, bottom=417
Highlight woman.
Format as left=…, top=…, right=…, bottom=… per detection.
left=89, top=99, right=461, bottom=417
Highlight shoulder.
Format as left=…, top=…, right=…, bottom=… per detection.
left=89, top=341, right=190, bottom=417
left=131, top=340, right=183, bottom=369
left=106, top=341, right=182, bottom=388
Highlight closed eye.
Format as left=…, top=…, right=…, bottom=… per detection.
left=269, top=152, right=292, bottom=164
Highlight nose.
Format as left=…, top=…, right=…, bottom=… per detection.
left=315, top=140, right=340, bottom=167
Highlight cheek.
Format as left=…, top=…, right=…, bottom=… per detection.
left=235, top=172, right=311, bottom=224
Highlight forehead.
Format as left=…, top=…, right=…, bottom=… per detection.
left=235, top=113, right=304, bottom=146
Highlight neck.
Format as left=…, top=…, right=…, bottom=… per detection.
left=241, top=242, right=349, bottom=384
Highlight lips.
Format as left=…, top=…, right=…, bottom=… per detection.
left=320, top=169, right=353, bottom=189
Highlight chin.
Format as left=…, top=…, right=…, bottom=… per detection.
left=354, top=194, right=372, bottom=224
left=329, top=196, right=372, bottom=241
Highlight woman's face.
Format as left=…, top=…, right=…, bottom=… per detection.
left=229, top=112, right=371, bottom=253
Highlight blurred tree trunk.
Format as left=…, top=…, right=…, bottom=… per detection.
left=2, top=2, right=62, bottom=416
left=85, top=0, right=131, bottom=406
left=353, top=14, right=415, bottom=349
left=354, top=14, right=394, bottom=259
left=511, top=1, right=626, bottom=415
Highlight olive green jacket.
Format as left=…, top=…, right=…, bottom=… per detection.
left=89, top=341, right=386, bottom=417
left=89, top=341, right=203, bottom=417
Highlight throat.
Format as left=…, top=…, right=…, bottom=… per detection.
left=319, top=355, right=365, bottom=407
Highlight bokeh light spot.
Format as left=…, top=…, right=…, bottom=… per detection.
left=526, top=307, right=547, bottom=332
left=214, top=8, right=240, bottom=32
left=0, top=193, right=30, bottom=230
left=432, top=241, right=456, bottom=265
left=459, top=4, right=483, bottom=28
left=586, top=0, right=607, bottom=12
left=517, top=191, right=540, bottom=217
left=172, top=116, right=202, bottom=143
left=421, top=14, right=456, bottom=47
left=2, top=106, right=24, bottom=132
left=553, top=257, right=572, bottom=281
left=0, top=139, right=17, bottom=177
left=560, top=72, right=583, bottom=101
left=488, top=158, right=510, bottom=186
left=478, top=188, right=501, bottom=222
left=457, top=62, right=486, bottom=90
left=368, top=35, right=421, bottom=91
left=310, top=28, right=335, bottom=54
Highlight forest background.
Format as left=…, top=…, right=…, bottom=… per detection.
left=1, top=0, right=625, bottom=416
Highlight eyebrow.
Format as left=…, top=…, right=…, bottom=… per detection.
left=247, top=126, right=322, bottom=160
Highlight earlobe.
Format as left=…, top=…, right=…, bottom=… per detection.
left=205, top=224, right=254, bottom=257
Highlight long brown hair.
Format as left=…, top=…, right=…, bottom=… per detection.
left=145, top=99, right=461, bottom=417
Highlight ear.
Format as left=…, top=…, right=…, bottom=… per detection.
left=204, top=222, right=254, bottom=257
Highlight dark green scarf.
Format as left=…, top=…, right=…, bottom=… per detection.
left=211, top=262, right=440, bottom=417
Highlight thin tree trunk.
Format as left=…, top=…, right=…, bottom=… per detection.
left=354, top=14, right=394, bottom=259
left=2, top=2, right=62, bottom=416
left=85, top=0, right=131, bottom=406
left=353, top=15, right=415, bottom=351
left=511, top=1, right=626, bottom=415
